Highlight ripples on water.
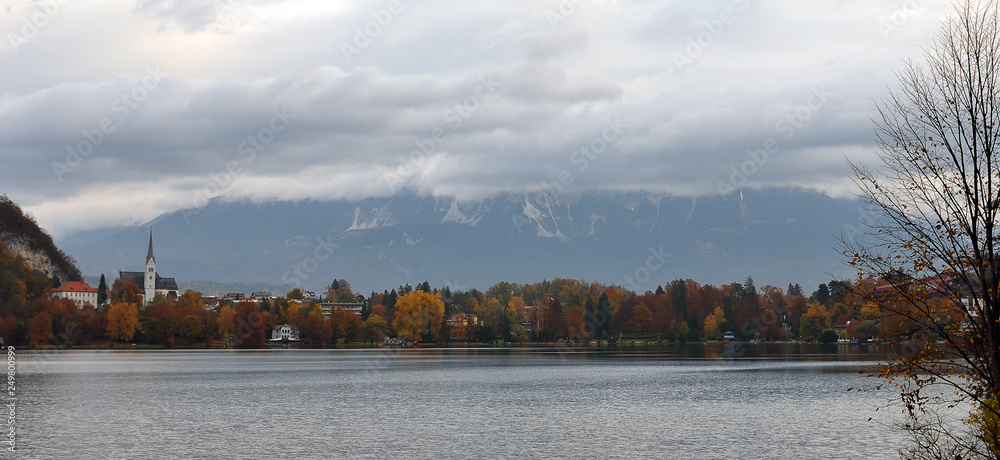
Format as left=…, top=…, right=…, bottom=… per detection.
left=17, top=344, right=905, bottom=459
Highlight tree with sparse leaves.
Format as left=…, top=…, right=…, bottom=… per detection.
left=843, top=1, right=1000, bottom=456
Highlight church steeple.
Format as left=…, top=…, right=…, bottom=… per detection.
left=146, top=229, right=155, bottom=264
left=144, top=229, right=156, bottom=305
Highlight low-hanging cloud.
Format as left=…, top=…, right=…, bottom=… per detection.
left=0, top=0, right=956, bottom=236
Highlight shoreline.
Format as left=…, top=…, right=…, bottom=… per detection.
left=17, top=339, right=886, bottom=351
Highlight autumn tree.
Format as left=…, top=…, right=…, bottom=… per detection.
left=106, top=302, right=139, bottom=342
left=0, top=315, right=16, bottom=345
left=110, top=278, right=142, bottom=305
left=231, top=300, right=274, bottom=348
left=327, top=279, right=356, bottom=303
left=799, top=303, right=830, bottom=340
left=478, top=297, right=505, bottom=340
left=847, top=320, right=880, bottom=341
left=391, top=290, right=445, bottom=344
left=216, top=305, right=236, bottom=340
left=842, top=1, right=1000, bottom=455
left=630, top=302, right=653, bottom=335
left=362, top=314, right=387, bottom=345
left=303, top=309, right=333, bottom=346
left=28, top=310, right=52, bottom=346
left=180, top=315, right=204, bottom=343
left=486, top=281, right=517, bottom=307
left=787, top=294, right=808, bottom=336
left=143, top=296, right=180, bottom=344
left=508, top=296, right=528, bottom=322
left=703, top=314, right=721, bottom=340
left=708, top=306, right=728, bottom=339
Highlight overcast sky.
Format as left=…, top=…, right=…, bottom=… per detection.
left=0, top=0, right=954, bottom=237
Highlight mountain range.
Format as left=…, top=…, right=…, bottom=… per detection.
left=59, top=188, right=872, bottom=295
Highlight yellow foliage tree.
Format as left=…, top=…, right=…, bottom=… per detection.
left=713, top=306, right=727, bottom=330
left=799, top=303, right=830, bottom=338
left=508, top=296, right=527, bottom=321
left=216, top=305, right=236, bottom=339
left=392, top=290, right=445, bottom=344
left=703, top=314, right=721, bottom=340
left=106, top=302, right=138, bottom=342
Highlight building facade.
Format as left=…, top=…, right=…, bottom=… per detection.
left=52, top=281, right=99, bottom=308
left=118, top=231, right=179, bottom=306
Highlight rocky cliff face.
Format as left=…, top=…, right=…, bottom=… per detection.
left=0, top=196, right=81, bottom=284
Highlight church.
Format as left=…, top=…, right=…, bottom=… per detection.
left=118, top=231, right=179, bottom=305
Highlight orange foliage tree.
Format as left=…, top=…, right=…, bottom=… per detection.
left=106, top=302, right=138, bottom=342
left=231, top=301, right=274, bottom=348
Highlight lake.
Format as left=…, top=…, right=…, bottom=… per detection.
left=14, top=344, right=906, bottom=459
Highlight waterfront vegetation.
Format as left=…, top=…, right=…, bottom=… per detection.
left=0, top=239, right=898, bottom=349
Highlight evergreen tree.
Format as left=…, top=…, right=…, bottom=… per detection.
left=811, top=284, right=830, bottom=305
left=597, top=292, right=612, bottom=338
left=97, top=274, right=108, bottom=306
left=385, top=289, right=398, bottom=309
left=584, top=297, right=596, bottom=337
left=654, top=285, right=665, bottom=296
left=668, top=279, right=688, bottom=325
left=828, top=280, right=852, bottom=304
left=744, top=276, right=760, bottom=312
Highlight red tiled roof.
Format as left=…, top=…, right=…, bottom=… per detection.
left=52, top=281, right=98, bottom=293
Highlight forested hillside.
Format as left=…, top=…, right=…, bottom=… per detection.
left=0, top=195, right=81, bottom=283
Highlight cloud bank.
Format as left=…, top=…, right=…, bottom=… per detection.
left=0, top=0, right=953, bottom=236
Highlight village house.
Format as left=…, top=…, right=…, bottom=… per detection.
left=270, top=324, right=299, bottom=342
left=51, top=280, right=99, bottom=309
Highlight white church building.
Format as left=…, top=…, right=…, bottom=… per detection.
left=118, top=231, right=179, bottom=306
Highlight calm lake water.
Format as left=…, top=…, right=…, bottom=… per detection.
left=15, top=344, right=907, bottom=459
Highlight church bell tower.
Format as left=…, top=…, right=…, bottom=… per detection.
left=144, top=229, right=156, bottom=304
